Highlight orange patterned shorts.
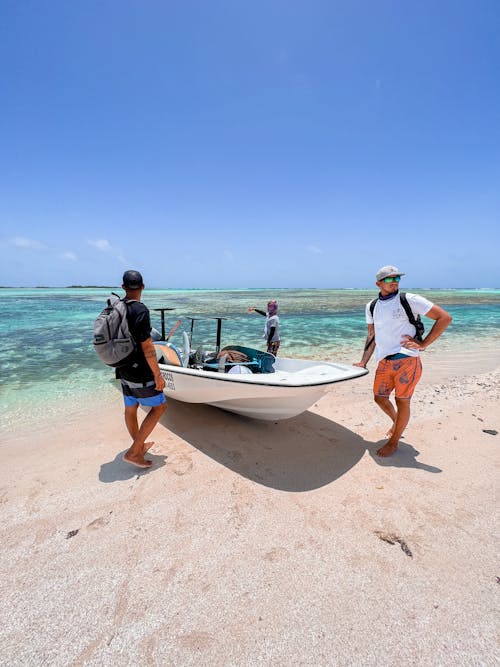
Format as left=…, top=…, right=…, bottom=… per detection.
left=374, top=355, right=422, bottom=399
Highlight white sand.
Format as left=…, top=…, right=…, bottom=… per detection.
left=1, top=348, right=499, bottom=666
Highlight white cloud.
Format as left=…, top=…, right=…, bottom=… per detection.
left=307, top=244, right=323, bottom=254
left=61, top=251, right=77, bottom=261
left=224, top=250, right=235, bottom=262
left=88, top=239, right=112, bottom=252
left=87, top=238, right=126, bottom=264
left=8, top=236, right=46, bottom=249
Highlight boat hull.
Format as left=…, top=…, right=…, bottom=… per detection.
left=158, top=356, right=368, bottom=420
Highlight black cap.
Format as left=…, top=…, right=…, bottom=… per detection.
left=122, top=270, right=144, bottom=289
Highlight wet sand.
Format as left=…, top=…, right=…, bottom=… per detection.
left=1, top=347, right=499, bottom=665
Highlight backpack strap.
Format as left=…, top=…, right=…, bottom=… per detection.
left=111, top=291, right=136, bottom=305
left=115, top=295, right=137, bottom=347
left=399, top=292, right=418, bottom=328
left=370, top=293, right=418, bottom=327
left=366, top=293, right=423, bottom=350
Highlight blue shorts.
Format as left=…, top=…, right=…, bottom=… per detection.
left=120, top=380, right=167, bottom=408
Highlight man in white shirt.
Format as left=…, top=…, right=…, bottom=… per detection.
left=247, top=300, right=281, bottom=355
left=355, top=265, right=452, bottom=457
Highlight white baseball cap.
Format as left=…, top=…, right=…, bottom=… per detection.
left=376, top=265, right=405, bottom=281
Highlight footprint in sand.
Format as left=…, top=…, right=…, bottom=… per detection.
left=87, top=515, right=111, bottom=530
left=170, top=452, right=193, bottom=476
left=263, top=546, right=289, bottom=562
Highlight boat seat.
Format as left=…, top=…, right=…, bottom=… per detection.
left=154, top=342, right=182, bottom=366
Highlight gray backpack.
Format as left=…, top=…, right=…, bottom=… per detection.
left=93, top=294, right=136, bottom=367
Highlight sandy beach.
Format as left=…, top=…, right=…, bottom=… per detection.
left=1, top=347, right=499, bottom=666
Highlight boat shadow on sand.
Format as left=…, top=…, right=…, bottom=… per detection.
left=157, top=399, right=441, bottom=492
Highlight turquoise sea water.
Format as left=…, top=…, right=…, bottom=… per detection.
left=2, top=287, right=500, bottom=430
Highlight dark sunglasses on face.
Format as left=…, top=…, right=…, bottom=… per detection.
left=382, top=276, right=401, bottom=283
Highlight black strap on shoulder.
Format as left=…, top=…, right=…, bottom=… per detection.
left=370, top=293, right=418, bottom=325
left=400, top=292, right=424, bottom=341
left=368, top=293, right=423, bottom=345
left=399, top=292, right=417, bottom=328
left=111, top=291, right=137, bottom=305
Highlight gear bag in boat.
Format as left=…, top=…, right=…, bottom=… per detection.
left=93, top=294, right=136, bottom=367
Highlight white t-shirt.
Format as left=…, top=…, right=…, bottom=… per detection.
left=365, top=292, right=433, bottom=361
left=264, top=314, right=280, bottom=342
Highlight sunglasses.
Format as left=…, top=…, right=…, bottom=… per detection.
left=382, top=276, right=401, bottom=283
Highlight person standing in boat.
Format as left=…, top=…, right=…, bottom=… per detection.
left=247, top=300, right=281, bottom=356
left=117, top=270, right=167, bottom=469
left=354, top=265, right=452, bottom=458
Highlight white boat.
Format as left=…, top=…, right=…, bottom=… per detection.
left=153, top=317, right=368, bottom=421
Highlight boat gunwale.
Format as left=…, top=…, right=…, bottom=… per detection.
left=158, top=360, right=369, bottom=389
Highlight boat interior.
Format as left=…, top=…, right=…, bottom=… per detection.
left=152, top=314, right=276, bottom=374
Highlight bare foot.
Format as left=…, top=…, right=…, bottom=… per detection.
left=376, top=441, right=399, bottom=457
left=385, top=425, right=405, bottom=438
left=142, top=441, right=155, bottom=454
left=123, top=451, right=152, bottom=468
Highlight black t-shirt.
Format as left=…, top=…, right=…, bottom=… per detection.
left=115, top=300, right=154, bottom=382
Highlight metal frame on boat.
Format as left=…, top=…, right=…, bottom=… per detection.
left=154, top=316, right=368, bottom=421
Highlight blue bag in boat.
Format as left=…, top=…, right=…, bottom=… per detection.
left=93, top=294, right=136, bottom=367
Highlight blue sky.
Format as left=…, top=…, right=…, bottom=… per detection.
left=0, top=0, right=498, bottom=288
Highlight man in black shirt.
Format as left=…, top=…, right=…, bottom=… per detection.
left=117, top=270, right=166, bottom=468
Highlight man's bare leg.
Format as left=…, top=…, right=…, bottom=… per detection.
left=123, top=403, right=167, bottom=468
left=142, top=441, right=156, bottom=454
left=124, top=404, right=139, bottom=440
left=385, top=424, right=406, bottom=438
left=124, top=405, right=162, bottom=456
left=374, top=395, right=407, bottom=438
left=374, top=394, right=396, bottom=431
left=377, top=397, right=411, bottom=457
